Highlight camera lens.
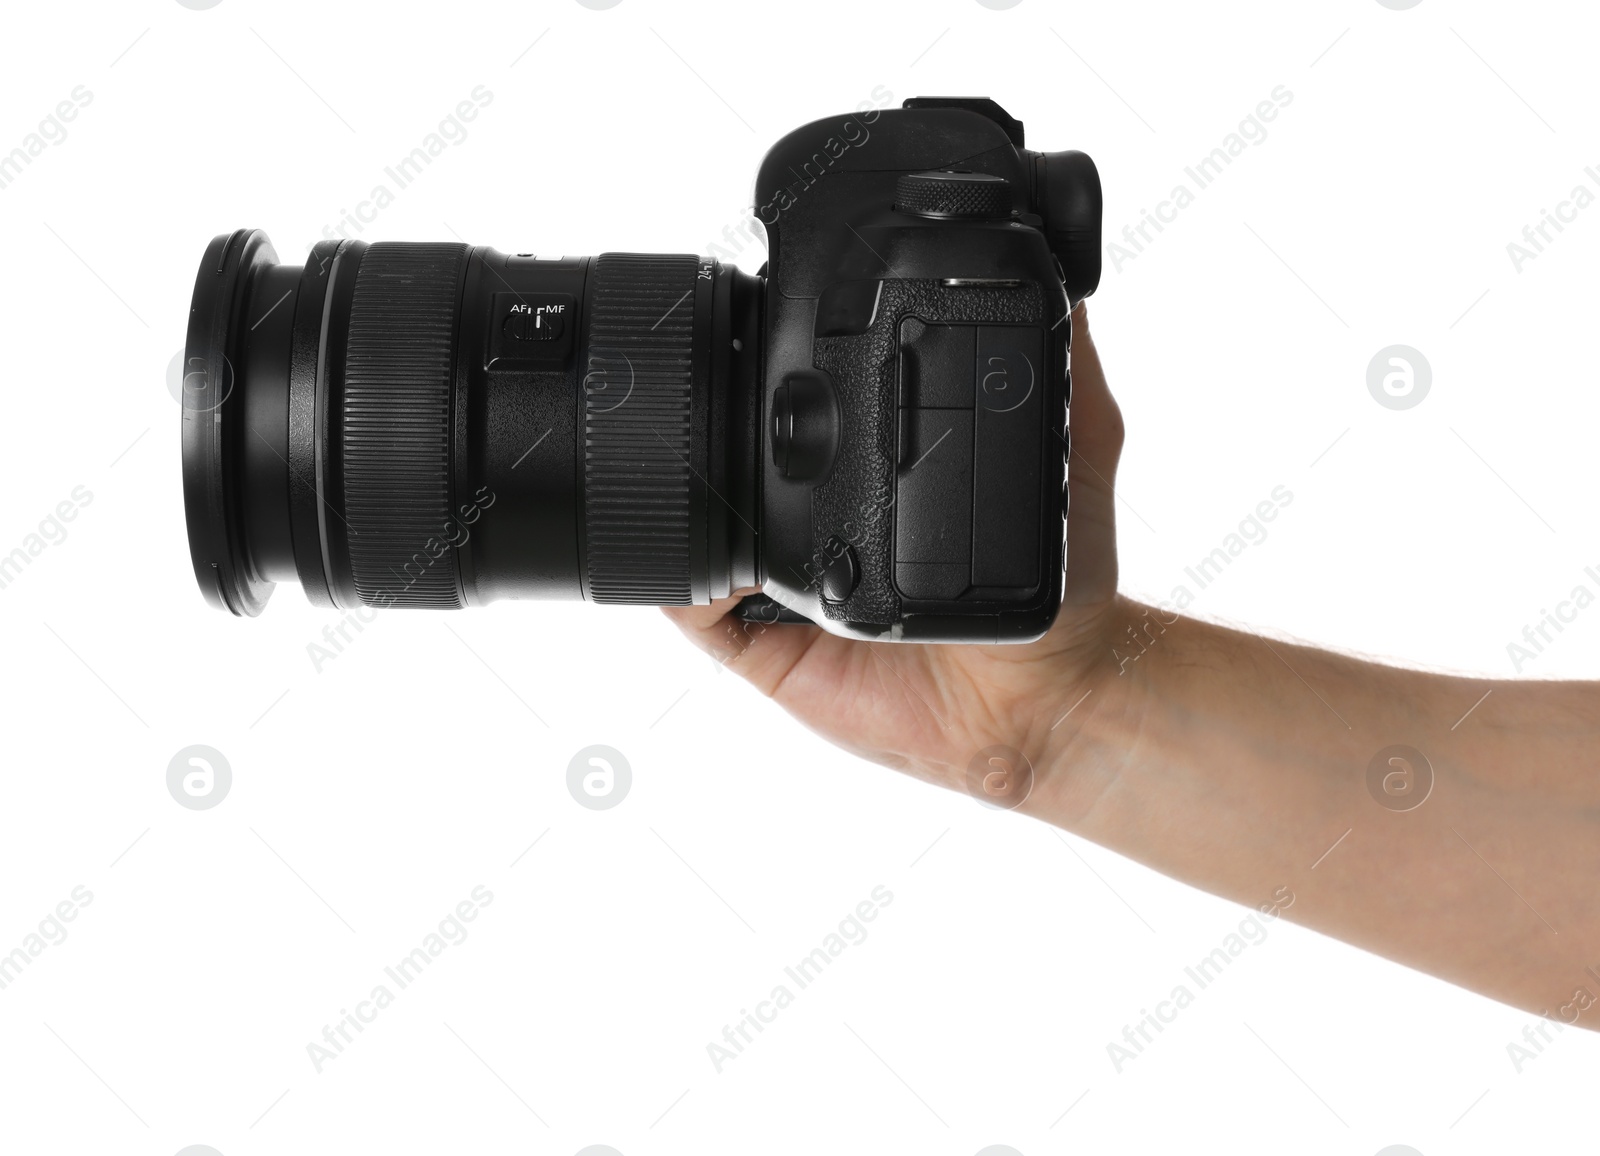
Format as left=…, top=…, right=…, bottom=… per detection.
left=182, top=230, right=761, bottom=615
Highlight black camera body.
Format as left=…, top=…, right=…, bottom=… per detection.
left=749, top=96, right=1100, bottom=641
left=181, top=97, right=1100, bottom=643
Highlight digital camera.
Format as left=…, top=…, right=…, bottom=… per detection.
left=181, top=96, right=1101, bottom=642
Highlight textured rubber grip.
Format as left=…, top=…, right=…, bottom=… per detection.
left=583, top=253, right=701, bottom=604
left=341, top=242, right=468, bottom=608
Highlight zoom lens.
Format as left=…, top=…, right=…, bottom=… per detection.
left=182, top=230, right=761, bottom=615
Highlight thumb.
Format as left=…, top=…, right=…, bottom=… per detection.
left=1061, top=302, right=1125, bottom=609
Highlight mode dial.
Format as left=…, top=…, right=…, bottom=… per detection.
left=895, top=170, right=1013, bottom=219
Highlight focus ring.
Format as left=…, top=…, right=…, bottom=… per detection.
left=341, top=242, right=467, bottom=608
left=583, top=253, right=700, bottom=604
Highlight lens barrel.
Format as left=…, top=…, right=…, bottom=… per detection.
left=182, top=230, right=760, bottom=615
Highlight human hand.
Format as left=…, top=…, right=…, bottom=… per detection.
left=664, top=302, right=1130, bottom=812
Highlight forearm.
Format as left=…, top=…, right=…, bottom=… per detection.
left=1037, top=596, right=1600, bottom=1025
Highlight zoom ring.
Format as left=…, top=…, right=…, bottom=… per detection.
left=583, top=253, right=701, bottom=604
left=342, top=242, right=468, bottom=608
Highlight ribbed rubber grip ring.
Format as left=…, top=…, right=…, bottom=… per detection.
left=341, top=242, right=468, bottom=608
left=583, top=253, right=701, bottom=605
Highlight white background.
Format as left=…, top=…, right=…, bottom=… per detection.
left=1, top=1, right=1597, bottom=1154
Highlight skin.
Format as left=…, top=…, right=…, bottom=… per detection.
left=665, top=303, right=1600, bottom=1030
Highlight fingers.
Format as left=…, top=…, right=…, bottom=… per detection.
left=1068, top=303, right=1122, bottom=449
left=662, top=590, right=828, bottom=699
left=660, top=588, right=761, bottom=638
left=1062, top=301, right=1125, bottom=609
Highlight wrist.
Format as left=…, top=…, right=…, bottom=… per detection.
left=1022, top=595, right=1157, bottom=829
